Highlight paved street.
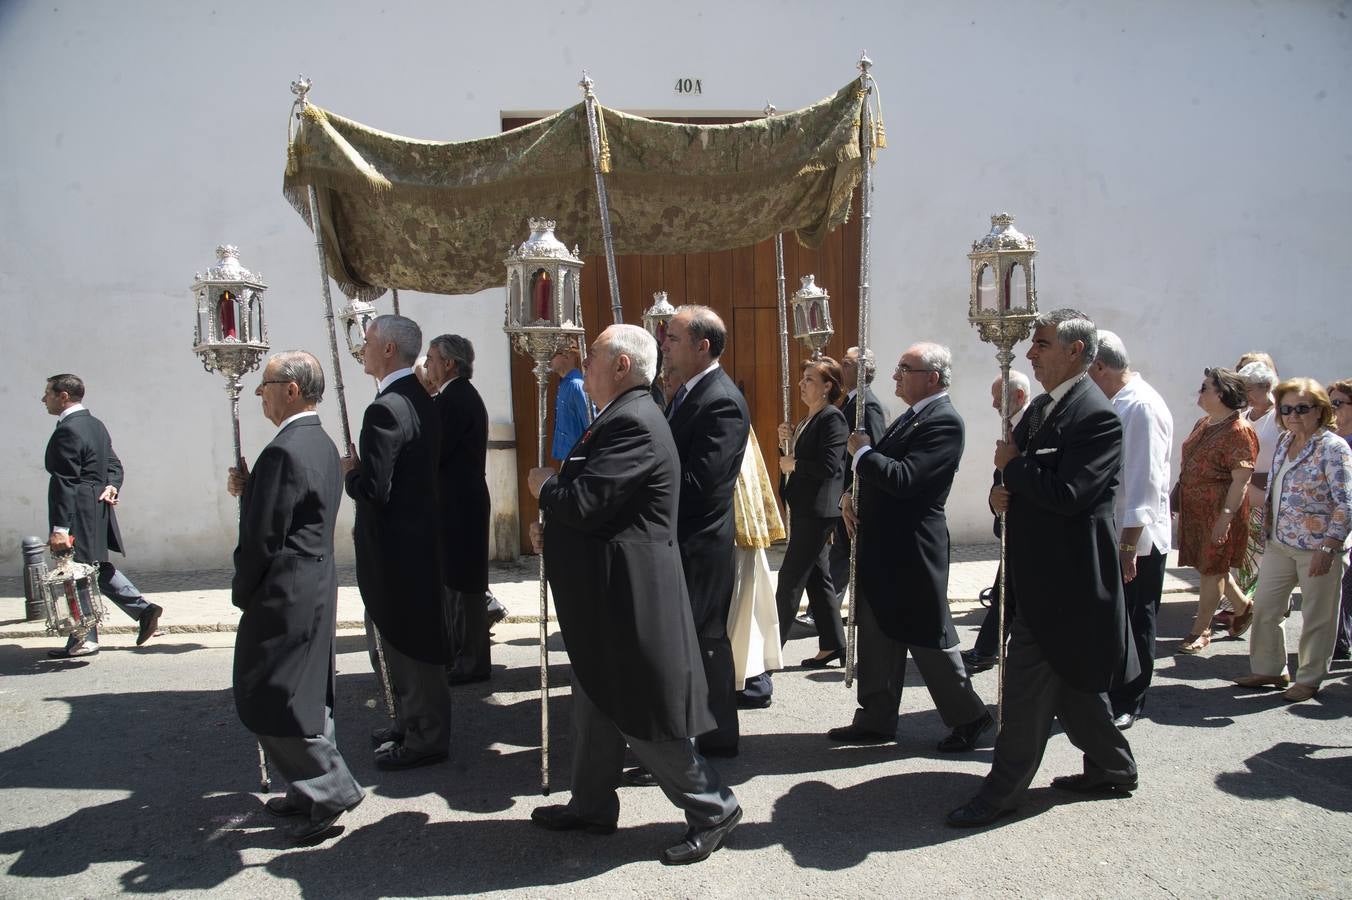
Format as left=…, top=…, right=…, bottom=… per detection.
left=0, top=550, right=1348, bottom=898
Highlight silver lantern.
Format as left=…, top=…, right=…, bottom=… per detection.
left=641, top=290, right=677, bottom=345
left=338, top=297, right=380, bottom=362
left=192, top=245, right=270, bottom=458
left=790, top=274, right=834, bottom=359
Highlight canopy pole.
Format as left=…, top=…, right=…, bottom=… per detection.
left=844, top=53, right=876, bottom=689
left=391, top=288, right=400, bottom=316
left=580, top=72, right=623, bottom=323
left=766, top=103, right=793, bottom=544
left=290, top=76, right=396, bottom=722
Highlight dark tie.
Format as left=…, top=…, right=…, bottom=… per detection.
left=880, top=406, right=916, bottom=444
left=1024, top=393, right=1054, bottom=441
left=667, top=384, right=688, bottom=420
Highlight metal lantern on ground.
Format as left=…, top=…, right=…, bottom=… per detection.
left=503, top=217, right=587, bottom=797
left=190, top=243, right=272, bottom=792
left=338, top=297, right=380, bottom=362
left=965, top=211, right=1039, bottom=730
left=40, top=553, right=104, bottom=638
left=791, top=274, right=834, bottom=359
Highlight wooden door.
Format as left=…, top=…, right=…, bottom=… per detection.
left=504, top=115, right=861, bottom=552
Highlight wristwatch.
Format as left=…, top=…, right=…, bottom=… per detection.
left=1118, top=543, right=1136, bottom=553
left=1317, top=546, right=1335, bottom=555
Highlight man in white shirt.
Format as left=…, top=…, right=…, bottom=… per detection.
left=1089, top=330, right=1174, bottom=729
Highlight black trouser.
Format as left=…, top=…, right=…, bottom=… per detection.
left=776, top=516, right=842, bottom=651
left=446, top=588, right=492, bottom=679
left=1335, top=560, right=1352, bottom=657
left=696, top=635, right=739, bottom=754
left=972, top=566, right=1012, bottom=658
left=1108, top=548, right=1166, bottom=717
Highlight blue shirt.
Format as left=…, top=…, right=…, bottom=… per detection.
left=551, top=368, right=591, bottom=461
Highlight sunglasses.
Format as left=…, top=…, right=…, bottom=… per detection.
left=1279, top=403, right=1316, bottom=416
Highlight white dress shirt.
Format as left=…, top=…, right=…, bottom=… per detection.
left=1110, top=374, right=1174, bottom=556
left=377, top=367, right=415, bottom=395
left=277, top=410, right=319, bottom=431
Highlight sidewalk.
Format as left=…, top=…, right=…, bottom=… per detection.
left=0, top=543, right=1201, bottom=639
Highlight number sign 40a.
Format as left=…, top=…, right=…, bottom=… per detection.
left=674, top=78, right=703, bottom=95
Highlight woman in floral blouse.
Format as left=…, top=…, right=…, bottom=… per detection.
left=1234, top=378, right=1352, bottom=701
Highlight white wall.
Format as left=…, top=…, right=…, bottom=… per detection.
left=1, top=0, right=1349, bottom=574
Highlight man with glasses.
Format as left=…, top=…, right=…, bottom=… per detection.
left=828, top=343, right=993, bottom=755
left=228, top=352, right=364, bottom=844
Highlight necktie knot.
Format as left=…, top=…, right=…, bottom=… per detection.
left=668, top=384, right=689, bottom=420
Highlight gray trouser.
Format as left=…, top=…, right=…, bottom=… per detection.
left=70, top=562, right=151, bottom=647
left=977, top=616, right=1137, bottom=810
left=567, top=677, right=738, bottom=830
left=852, top=590, right=987, bottom=735
left=257, top=705, right=364, bottom=822
left=379, top=633, right=452, bottom=755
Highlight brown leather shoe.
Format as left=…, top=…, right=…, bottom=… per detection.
left=1282, top=683, right=1318, bottom=702
left=1233, top=673, right=1291, bottom=689
left=1229, top=602, right=1255, bottom=638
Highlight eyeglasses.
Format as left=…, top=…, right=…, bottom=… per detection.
left=1279, top=403, right=1316, bottom=416
left=895, top=365, right=938, bottom=376
left=258, top=379, right=292, bottom=387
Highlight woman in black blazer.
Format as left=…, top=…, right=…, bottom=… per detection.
left=777, top=357, right=849, bottom=666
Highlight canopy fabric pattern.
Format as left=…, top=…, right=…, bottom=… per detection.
left=283, top=81, right=867, bottom=299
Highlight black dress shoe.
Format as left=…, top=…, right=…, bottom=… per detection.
left=530, top=804, right=617, bottom=835
left=800, top=649, right=843, bottom=668
left=446, top=669, right=491, bottom=686
left=661, top=806, right=742, bottom=865
left=622, top=766, right=658, bottom=787
left=47, top=641, right=99, bottom=659
left=286, top=792, right=364, bottom=844
left=961, top=649, right=998, bottom=674
left=1112, top=712, right=1136, bottom=730
left=734, top=691, right=771, bottom=710
left=136, top=603, right=163, bottom=646
left=937, top=710, right=994, bottom=753
left=826, top=723, right=892, bottom=744
left=264, top=795, right=305, bottom=818
left=946, top=797, right=1013, bottom=828
left=375, top=745, right=448, bottom=770
left=1050, top=772, right=1138, bottom=794
left=369, top=725, right=404, bottom=750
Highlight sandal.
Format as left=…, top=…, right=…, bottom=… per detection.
left=1177, top=631, right=1211, bottom=654
left=1229, top=601, right=1255, bottom=638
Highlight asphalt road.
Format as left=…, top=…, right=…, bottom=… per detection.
left=1, top=598, right=1349, bottom=898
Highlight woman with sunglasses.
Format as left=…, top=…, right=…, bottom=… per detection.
left=1326, top=379, right=1352, bottom=660
left=1174, top=367, right=1258, bottom=653
left=1235, top=379, right=1352, bottom=701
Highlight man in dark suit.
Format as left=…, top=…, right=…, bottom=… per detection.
left=657, top=305, right=750, bottom=756
left=227, top=351, right=364, bottom=845
left=829, top=343, right=993, bottom=752
left=425, top=334, right=493, bottom=685
left=42, top=374, right=161, bottom=659
left=825, top=346, right=888, bottom=619
left=343, top=315, right=452, bottom=771
left=949, top=309, right=1139, bottom=828
left=527, top=324, right=742, bottom=866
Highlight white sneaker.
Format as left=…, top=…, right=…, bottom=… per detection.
left=48, top=641, right=99, bottom=659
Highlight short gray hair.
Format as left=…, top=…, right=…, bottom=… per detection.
left=1238, top=360, right=1278, bottom=389
left=1034, top=308, right=1098, bottom=369
left=272, top=351, right=325, bottom=403
left=430, top=333, right=475, bottom=380
left=913, top=342, right=953, bottom=388
left=1004, top=369, right=1031, bottom=398
left=848, top=346, right=877, bottom=384
left=1095, top=329, right=1130, bottom=371
left=370, top=315, right=423, bottom=365
left=599, top=324, right=657, bottom=385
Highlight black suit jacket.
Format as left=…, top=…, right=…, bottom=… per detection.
left=841, top=386, right=887, bottom=494
left=232, top=416, right=341, bottom=737
left=45, top=409, right=125, bottom=565
left=666, top=367, right=750, bottom=635
left=853, top=395, right=963, bottom=648
left=435, top=378, right=490, bottom=593
left=540, top=386, right=714, bottom=741
left=1002, top=375, right=1139, bottom=692
left=782, top=404, right=848, bottom=519
left=346, top=373, right=449, bottom=664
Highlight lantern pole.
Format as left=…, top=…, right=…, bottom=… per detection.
left=390, top=288, right=400, bottom=316
left=844, top=52, right=876, bottom=688
left=580, top=72, right=623, bottom=323
left=289, top=76, right=397, bottom=724
left=765, top=103, right=793, bottom=460
left=533, top=356, right=552, bottom=794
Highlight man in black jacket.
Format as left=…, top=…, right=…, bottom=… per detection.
left=42, top=374, right=161, bottom=659
left=344, top=315, right=451, bottom=770
left=657, top=305, right=750, bottom=757
left=948, top=309, right=1138, bottom=828
left=829, top=343, right=992, bottom=754
left=527, top=324, right=741, bottom=865
left=228, top=351, right=364, bottom=844
left=425, top=334, right=493, bottom=684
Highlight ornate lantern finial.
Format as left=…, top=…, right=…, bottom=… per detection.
left=337, top=297, right=380, bottom=362
left=193, top=245, right=270, bottom=381
left=790, top=274, right=834, bottom=359
left=642, top=290, right=677, bottom=346
left=967, top=212, right=1038, bottom=348
left=504, top=217, right=586, bottom=368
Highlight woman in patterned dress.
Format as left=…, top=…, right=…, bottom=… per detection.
left=1174, top=367, right=1259, bottom=654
